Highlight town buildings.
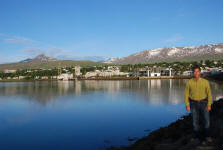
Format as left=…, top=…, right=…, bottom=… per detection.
left=3, top=69, right=17, bottom=73
left=58, top=73, right=73, bottom=81
left=84, top=66, right=129, bottom=78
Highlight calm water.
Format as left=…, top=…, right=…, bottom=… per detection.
left=0, top=79, right=222, bottom=150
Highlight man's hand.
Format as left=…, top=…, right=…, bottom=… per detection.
left=206, top=106, right=211, bottom=111
left=186, top=106, right=190, bottom=112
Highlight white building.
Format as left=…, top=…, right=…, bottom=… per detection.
left=146, top=67, right=172, bottom=77
left=107, top=66, right=120, bottom=71
left=41, top=76, right=49, bottom=79
left=99, top=70, right=129, bottom=77
left=182, top=71, right=193, bottom=76
left=99, top=70, right=113, bottom=77
left=85, top=72, right=98, bottom=78
left=118, top=72, right=129, bottom=76
left=58, top=73, right=73, bottom=81
left=52, top=76, right=57, bottom=79
left=74, top=66, right=81, bottom=77
left=150, top=72, right=161, bottom=77
left=4, top=69, right=17, bottom=73
left=19, top=76, right=25, bottom=79
left=35, top=76, right=40, bottom=79
left=84, top=68, right=129, bottom=78
left=214, top=61, right=218, bottom=65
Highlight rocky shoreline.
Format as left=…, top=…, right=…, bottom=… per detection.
left=108, top=98, right=223, bottom=150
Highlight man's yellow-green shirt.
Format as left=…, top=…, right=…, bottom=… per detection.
left=184, top=77, right=212, bottom=106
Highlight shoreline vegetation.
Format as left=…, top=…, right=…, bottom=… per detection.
left=108, top=98, right=223, bottom=150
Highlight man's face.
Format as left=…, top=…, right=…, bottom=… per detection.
left=193, top=68, right=200, bottom=78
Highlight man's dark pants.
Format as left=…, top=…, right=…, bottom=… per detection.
left=189, top=98, right=210, bottom=140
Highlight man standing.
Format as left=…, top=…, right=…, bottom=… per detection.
left=184, top=66, right=212, bottom=144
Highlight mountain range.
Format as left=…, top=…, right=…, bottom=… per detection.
left=1, top=43, right=223, bottom=70
left=19, top=54, right=108, bottom=63
left=108, top=43, right=223, bottom=64
left=20, top=54, right=58, bottom=63
left=9, top=43, right=223, bottom=65
left=0, top=54, right=103, bottom=71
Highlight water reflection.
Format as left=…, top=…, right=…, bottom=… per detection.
left=0, top=79, right=222, bottom=105
left=0, top=79, right=223, bottom=150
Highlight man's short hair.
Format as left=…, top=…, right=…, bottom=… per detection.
left=192, top=65, right=201, bottom=72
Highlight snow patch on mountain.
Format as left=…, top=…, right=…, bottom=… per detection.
left=103, top=57, right=119, bottom=64
left=149, top=48, right=162, bottom=56
left=215, top=48, right=223, bottom=53
left=111, top=43, right=223, bottom=64
left=183, top=46, right=195, bottom=49
left=168, top=47, right=179, bottom=56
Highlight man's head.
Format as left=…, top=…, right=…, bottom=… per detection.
left=192, top=66, right=201, bottom=78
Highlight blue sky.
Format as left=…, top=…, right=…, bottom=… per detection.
left=0, top=0, right=223, bottom=63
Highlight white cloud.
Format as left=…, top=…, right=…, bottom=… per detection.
left=4, top=36, right=37, bottom=45
left=165, top=34, right=183, bottom=43
left=0, top=33, right=109, bottom=63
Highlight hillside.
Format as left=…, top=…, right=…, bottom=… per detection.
left=0, top=54, right=105, bottom=70
left=111, top=43, right=223, bottom=64
left=0, top=60, right=104, bottom=71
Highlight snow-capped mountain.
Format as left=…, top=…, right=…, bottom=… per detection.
left=103, top=57, right=120, bottom=64
left=111, top=43, right=223, bottom=64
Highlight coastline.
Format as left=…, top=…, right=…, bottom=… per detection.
left=108, top=98, right=223, bottom=150
left=0, top=79, right=58, bottom=82
left=0, top=76, right=192, bottom=82
left=2, top=74, right=221, bottom=82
